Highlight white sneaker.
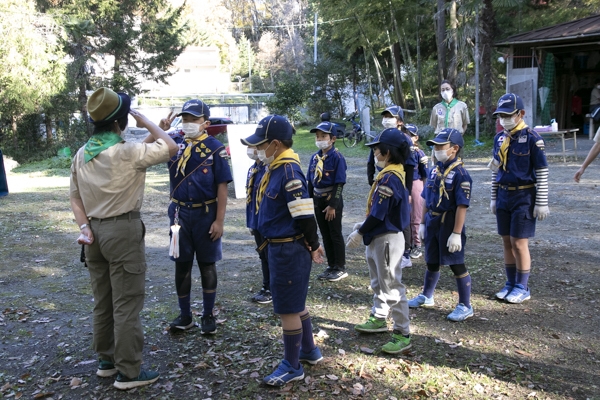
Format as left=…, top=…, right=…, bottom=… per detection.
left=400, top=256, right=412, bottom=268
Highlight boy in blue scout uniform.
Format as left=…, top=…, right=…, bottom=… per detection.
left=367, top=105, right=417, bottom=269
left=245, top=146, right=272, bottom=304
left=408, top=128, right=474, bottom=322
left=489, top=93, right=549, bottom=304
left=151, top=100, right=233, bottom=333
left=307, top=121, right=348, bottom=282
left=347, top=128, right=412, bottom=354
left=242, top=115, right=326, bottom=386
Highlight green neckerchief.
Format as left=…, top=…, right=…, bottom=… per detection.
left=443, top=98, right=459, bottom=128
left=84, top=132, right=123, bottom=163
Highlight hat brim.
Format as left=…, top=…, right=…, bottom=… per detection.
left=426, top=138, right=451, bottom=146
left=493, top=108, right=519, bottom=116
left=177, top=110, right=207, bottom=118
left=241, top=133, right=268, bottom=146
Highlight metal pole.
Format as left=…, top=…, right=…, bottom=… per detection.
left=474, top=5, right=480, bottom=141
left=248, top=40, right=252, bottom=92
left=314, top=12, right=318, bottom=64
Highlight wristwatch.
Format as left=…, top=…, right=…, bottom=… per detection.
left=80, top=223, right=89, bottom=230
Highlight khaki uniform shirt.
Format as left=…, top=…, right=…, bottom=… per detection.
left=70, top=139, right=170, bottom=218
left=430, top=100, right=470, bottom=134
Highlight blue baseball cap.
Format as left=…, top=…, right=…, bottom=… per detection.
left=381, top=105, right=404, bottom=120
left=426, top=128, right=464, bottom=148
left=310, top=121, right=335, bottom=134
left=178, top=99, right=211, bottom=118
left=405, top=124, right=419, bottom=136
left=493, top=93, right=524, bottom=115
left=366, top=128, right=405, bottom=148
left=241, top=115, right=294, bottom=146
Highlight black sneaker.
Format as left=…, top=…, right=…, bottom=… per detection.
left=169, top=314, right=194, bottom=331
left=326, top=269, right=348, bottom=282
left=252, top=288, right=272, bottom=304
left=113, top=370, right=159, bottom=390
left=317, top=267, right=333, bottom=280
left=201, top=314, right=217, bottom=334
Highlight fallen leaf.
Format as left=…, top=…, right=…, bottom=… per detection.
left=515, top=349, right=533, bottom=357
left=326, top=374, right=339, bottom=380
left=338, top=348, right=346, bottom=355
left=33, top=392, right=54, bottom=399
left=527, top=392, right=537, bottom=397
left=70, top=377, right=82, bottom=387
left=163, top=381, right=173, bottom=391
left=249, top=372, right=259, bottom=378
left=1, top=383, right=11, bottom=392
left=360, top=346, right=374, bottom=354
left=552, top=334, right=560, bottom=339
left=474, top=383, right=484, bottom=394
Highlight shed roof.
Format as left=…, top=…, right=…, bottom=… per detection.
left=496, top=14, right=600, bottom=46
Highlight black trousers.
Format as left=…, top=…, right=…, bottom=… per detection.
left=314, top=196, right=345, bottom=269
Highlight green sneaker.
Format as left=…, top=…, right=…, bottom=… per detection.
left=354, top=316, right=388, bottom=333
left=381, top=333, right=412, bottom=354
left=96, top=359, right=117, bottom=377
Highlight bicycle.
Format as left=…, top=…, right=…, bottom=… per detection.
left=342, top=111, right=377, bottom=148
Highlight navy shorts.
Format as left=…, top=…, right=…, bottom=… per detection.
left=424, top=210, right=466, bottom=265
left=268, top=239, right=311, bottom=314
left=168, top=202, right=222, bottom=263
left=496, top=188, right=536, bottom=238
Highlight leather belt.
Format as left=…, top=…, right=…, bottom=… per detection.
left=172, top=198, right=217, bottom=212
left=90, top=211, right=140, bottom=222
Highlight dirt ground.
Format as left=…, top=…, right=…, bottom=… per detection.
left=0, top=136, right=599, bottom=399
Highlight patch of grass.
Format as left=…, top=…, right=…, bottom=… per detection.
left=12, top=157, right=72, bottom=176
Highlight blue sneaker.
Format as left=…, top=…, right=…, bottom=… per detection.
left=505, top=284, right=530, bottom=304
left=408, top=293, right=435, bottom=308
left=263, top=360, right=304, bottom=386
left=447, top=303, right=474, bottom=322
left=495, top=282, right=514, bottom=300
left=299, top=347, right=323, bottom=365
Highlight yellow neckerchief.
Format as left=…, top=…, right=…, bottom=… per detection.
left=434, top=157, right=463, bottom=207
left=498, top=120, right=527, bottom=171
left=246, top=160, right=262, bottom=205
left=175, top=132, right=209, bottom=177
left=314, top=147, right=332, bottom=183
left=366, top=163, right=405, bottom=216
left=256, top=148, right=301, bottom=213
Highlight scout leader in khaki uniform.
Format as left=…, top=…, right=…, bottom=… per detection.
left=70, top=87, right=178, bottom=390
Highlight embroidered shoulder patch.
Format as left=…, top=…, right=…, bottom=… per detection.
left=285, top=179, right=303, bottom=192
left=378, top=185, right=393, bottom=197
left=535, top=140, right=545, bottom=148
left=219, top=149, right=229, bottom=158
left=460, top=182, right=471, bottom=190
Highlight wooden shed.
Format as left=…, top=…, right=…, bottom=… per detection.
left=496, top=14, right=600, bottom=135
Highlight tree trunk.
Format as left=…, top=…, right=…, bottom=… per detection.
left=386, top=30, right=403, bottom=107
left=447, top=0, right=459, bottom=83
left=435, top=0, right=447, bottom=82
left=11, top=116, right=17, bottom=147
left=400, top=29, right=422, bottom=111
left=392, top=43, right=406, bottom=108
left=45, top=114, right=53, bottom=143
left=481, top=0, right=496, bottom=135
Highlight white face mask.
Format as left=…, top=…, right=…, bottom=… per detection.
left=382, top=117, right=397, bottom=129
left=499, top=114, right=519, bottom=131
left=434, top=149, right=449, bottom=163
left=257, top=142, right=275, bottom=164
left=374, top=152, right=387, bottom=169
left=246, top=147, right=258, bottom=160
left=441, top=90, right=453, bottom=102
left=181, top=122, right=205, bottom=138
left=315, top=140, right=330, bottom=150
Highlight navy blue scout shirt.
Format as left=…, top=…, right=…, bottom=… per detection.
left=168, top=132, right=233, bottom=201
left=411, top=147, right=428, bottom=181
left=492, top=128, right=547, bottom=186
left=422, top=158, right=472, bottom=213
left=257, top=163, right=314, bottom=239
left=362, top=172, right=410, bottom=245
left=246, top=161, right=266, bottom=231
left=306, top=146, right=347, bottom=194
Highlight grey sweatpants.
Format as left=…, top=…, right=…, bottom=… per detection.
left=365, top=232, right=410, bottom=335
